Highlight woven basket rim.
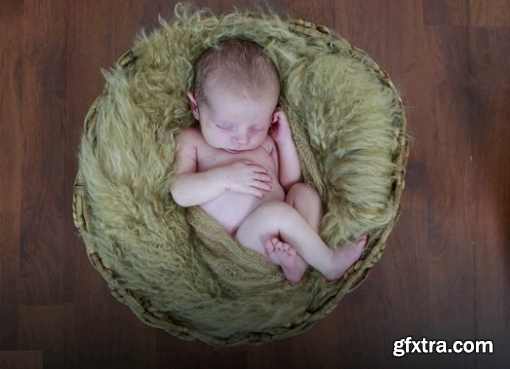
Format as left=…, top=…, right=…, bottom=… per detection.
left=72, top=15, right=409, bottom=347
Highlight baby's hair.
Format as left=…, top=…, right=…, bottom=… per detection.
left=192, top=38, right=280, bottom=108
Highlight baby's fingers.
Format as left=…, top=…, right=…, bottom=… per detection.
left=248, top=186, right=265, bottom=198
left=244, top=161, right=268, bottom=174
left=256, top=173, right=273, bottom=182
left=252, top=180, right=272, bottom=192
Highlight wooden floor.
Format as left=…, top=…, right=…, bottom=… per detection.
left=1, top=0, right=509, bottom=368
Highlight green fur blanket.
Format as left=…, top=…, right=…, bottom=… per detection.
left=75, top=3, right=409, bottom=344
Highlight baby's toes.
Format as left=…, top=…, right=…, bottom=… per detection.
left=264, top=239, right=275, bottom=253
left=281, top=243, right=292, bottom=254
left=287, top=246, right=296, bottom=256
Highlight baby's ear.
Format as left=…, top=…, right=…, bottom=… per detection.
left=187, top=91, right=197, bottom=106
left=187, top=91, right=199, bottom=119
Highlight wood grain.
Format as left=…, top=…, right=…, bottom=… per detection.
left=469, top=0, right=510, bottom=26
left=1, top=0, right=23, bottom=353
left=1, top=0, right=509, bottom=367
left=469, top=24, right=510, bottom=368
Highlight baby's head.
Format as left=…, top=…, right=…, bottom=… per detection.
left=188, top=39, right=280, bottom=153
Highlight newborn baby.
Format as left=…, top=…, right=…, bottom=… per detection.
left=171, top=39, right=367, bottom=283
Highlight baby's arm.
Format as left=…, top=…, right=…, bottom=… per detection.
left=269, top=109, right=303, bottom=191
left=277, top=139, right=303, bottom=192
left=170, top=129, right=228, bottom=207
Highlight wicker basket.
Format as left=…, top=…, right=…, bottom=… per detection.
left=73, top=15, right=409, bottom=347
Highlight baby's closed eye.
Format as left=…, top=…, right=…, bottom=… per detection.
left=216, top=124, right=233, bottom=130
left=216, top=124, right=266, bottom=132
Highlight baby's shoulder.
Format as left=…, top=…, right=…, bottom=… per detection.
left=174, top=126, right=202, bottom=174
left=174, top=125, right=203, bottom=159
left=176, top=125, right=202, bottom=145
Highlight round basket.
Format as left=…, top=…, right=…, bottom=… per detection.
left=73, top=6, right=409, bottom=347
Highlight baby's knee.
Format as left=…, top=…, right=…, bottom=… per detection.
left=286, top=183, right=319, bottom=204
left=258, top=200, right=298, bottom=221
left=288, top=182, right=308, bottom=193
left=259, top=199, right=289, bottom=212
left=287, top=183, right=307, bottom=199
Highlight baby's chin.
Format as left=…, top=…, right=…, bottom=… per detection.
left=206, top=140, right=266, bottom=152
left=216, top=144, right=263, bottom=152
left=223, top=148, right=253, bottom=153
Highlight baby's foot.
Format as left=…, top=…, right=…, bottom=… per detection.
left=324, top=234, right=368, bottom=282
left=264, top=237, right=308, bottom=283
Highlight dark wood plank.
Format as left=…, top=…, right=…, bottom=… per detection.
left=156, top=330, right=250, bottom=368
left=469, top=0, right=510, bottom=26
left=19, top=0, right=68, bottom=306
left=0, top=0, right=24, bottom=352
left=400, top=0, right=428, bottom=213
left=423, top=0, right=468, bottom=25
left=420, top=21, right=476, bottom=368
left=0, top=0, right=23, bottom=214
left=0, top=351, right=43, bottom=369
left=18, top=305, right=65, bottom=367
left=0, top=213, right=20, bottom=350
left=469, top=25, right=510, bottom=367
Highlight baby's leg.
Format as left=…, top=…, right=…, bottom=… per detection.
left=233, top=209, right=307, bottom=283
left=261, top=183, right=324, bottom=280
left=234, top=201, right=367, bottom=282
left=233, top=204, right=307, bottom=282
left=285, top=183, right=324, bottom=232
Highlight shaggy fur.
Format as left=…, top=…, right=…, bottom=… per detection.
left=77, top=2, right=409, bottom=339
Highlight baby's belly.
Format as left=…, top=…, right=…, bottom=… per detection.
left=200, top=182, right=285, bottom=236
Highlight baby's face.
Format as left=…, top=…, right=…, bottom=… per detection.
left=188, top=87, right=278, bottom=153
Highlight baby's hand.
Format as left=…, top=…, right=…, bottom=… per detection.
left=225, top=161, right=273, bottom=198
left=269, top=107, right=292, bottom=146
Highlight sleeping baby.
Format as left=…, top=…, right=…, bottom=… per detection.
left=171, top=39, right=367, bottom=283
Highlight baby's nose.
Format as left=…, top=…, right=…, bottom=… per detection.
left=233, top=135, right=249, bottom=144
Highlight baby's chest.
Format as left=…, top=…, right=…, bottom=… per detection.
left=195, top=142, right=283, bottom=235
left=196, top=144, right=276, bottom=174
